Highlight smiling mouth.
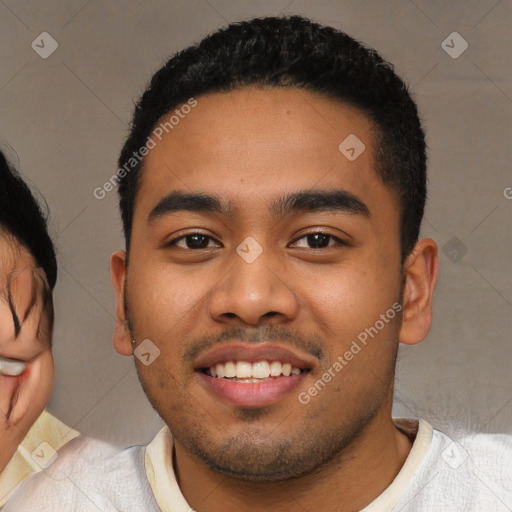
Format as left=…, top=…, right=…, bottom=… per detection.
left=200, top=359, right=310, bottom=382
left=194, top=342, right=316, bottom=407
left=0, top=357, right=27, bottom=377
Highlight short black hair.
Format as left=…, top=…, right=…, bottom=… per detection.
left=118, top=15, right=426, bottom=260
left=0, top=149, right=57, bottom=289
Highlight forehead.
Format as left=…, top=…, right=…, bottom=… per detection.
left=135, top=87, right=393, bottom=219
left=0, top=230, right=36, bottom=274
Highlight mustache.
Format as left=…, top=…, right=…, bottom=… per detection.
left=183, top=324, right=325, bottom=364
left=123, top=289, right=325, bottom=362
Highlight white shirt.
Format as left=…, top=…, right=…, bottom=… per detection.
left=0, top=410, right=79, bottom=508
left=4, top=418, right=512, bottom=511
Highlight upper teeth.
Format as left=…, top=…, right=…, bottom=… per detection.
left=0, top=357, right=27, bottom=377
left=209, top=360, right=302, bottom=379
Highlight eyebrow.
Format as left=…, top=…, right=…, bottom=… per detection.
left=148, top=189, right=370, bottom=223
left=148, top=192, right=233, bottom=222
left=271, top=189, right=370, bottom=218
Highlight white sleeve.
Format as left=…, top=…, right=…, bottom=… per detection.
left=3, top=436, right=161, bottom=512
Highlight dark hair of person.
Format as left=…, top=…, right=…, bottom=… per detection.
left=0, top=149, right=57, bottom=289
left=118, top=15, right=426, bottom=261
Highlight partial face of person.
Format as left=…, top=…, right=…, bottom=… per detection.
left=113, top=87, right=417, bottom=480
left=0, top=233, right=54, bottom=471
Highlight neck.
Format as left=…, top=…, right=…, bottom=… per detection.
left=174, top=406, right=413, bottom=512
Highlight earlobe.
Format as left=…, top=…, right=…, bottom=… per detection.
left=110, top=250, right=133, bottom=356
left=399, top=238, right=439, bottom=346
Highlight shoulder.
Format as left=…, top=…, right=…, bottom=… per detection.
left=442, top=430, right=512, bottom=496
left=0, top=411, right=80, bottom=507
left=433, top=428, right=512, bottom=474
left=396, top=426, right=512, bottom=512
left=4, top=435, right=159, bottom=512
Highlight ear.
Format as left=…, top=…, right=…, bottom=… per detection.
left=110, top=250, right=133, bottom=356
left=399, top=238, right=439, bottom=346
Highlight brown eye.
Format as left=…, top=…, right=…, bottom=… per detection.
left=291, top=232, right=344, bottom=249
left=305, top=233, right=331, bottom=248
left=171, top=233, right=221, bottom=249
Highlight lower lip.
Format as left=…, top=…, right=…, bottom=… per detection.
left=197, top=371, right=307, bottom=408
left=0, top=371, right=28, bottom=385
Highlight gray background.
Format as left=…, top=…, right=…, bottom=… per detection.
left=0, top=0, right=510, bottom=447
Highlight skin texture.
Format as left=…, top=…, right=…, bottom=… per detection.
left=0, top=233, right=54, bottom=472
left=111, top=87, right=438, bottom=512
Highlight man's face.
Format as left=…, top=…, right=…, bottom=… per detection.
left=118, top=87, right=405, bottom=479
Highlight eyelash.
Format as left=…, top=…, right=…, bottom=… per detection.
left=166, top=231, right=347, bottom=250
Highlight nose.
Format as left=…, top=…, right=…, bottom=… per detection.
left=208, top=248, right=299, bottom=326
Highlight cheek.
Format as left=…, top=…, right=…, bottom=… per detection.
left=129, top=262, right=209, bottom=336
left=29, top=351, right=54, bottom=401
left=0, top=301, right=15, bottom=340
left=294, top=259, right=402, bottom=395
left=297, top=259, right=399, bottom=335
left=8, top=351, right=54, bottom=426
left=136, top=347, right=192, bottom=418
left=128, top=264, right=213, bottom=390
